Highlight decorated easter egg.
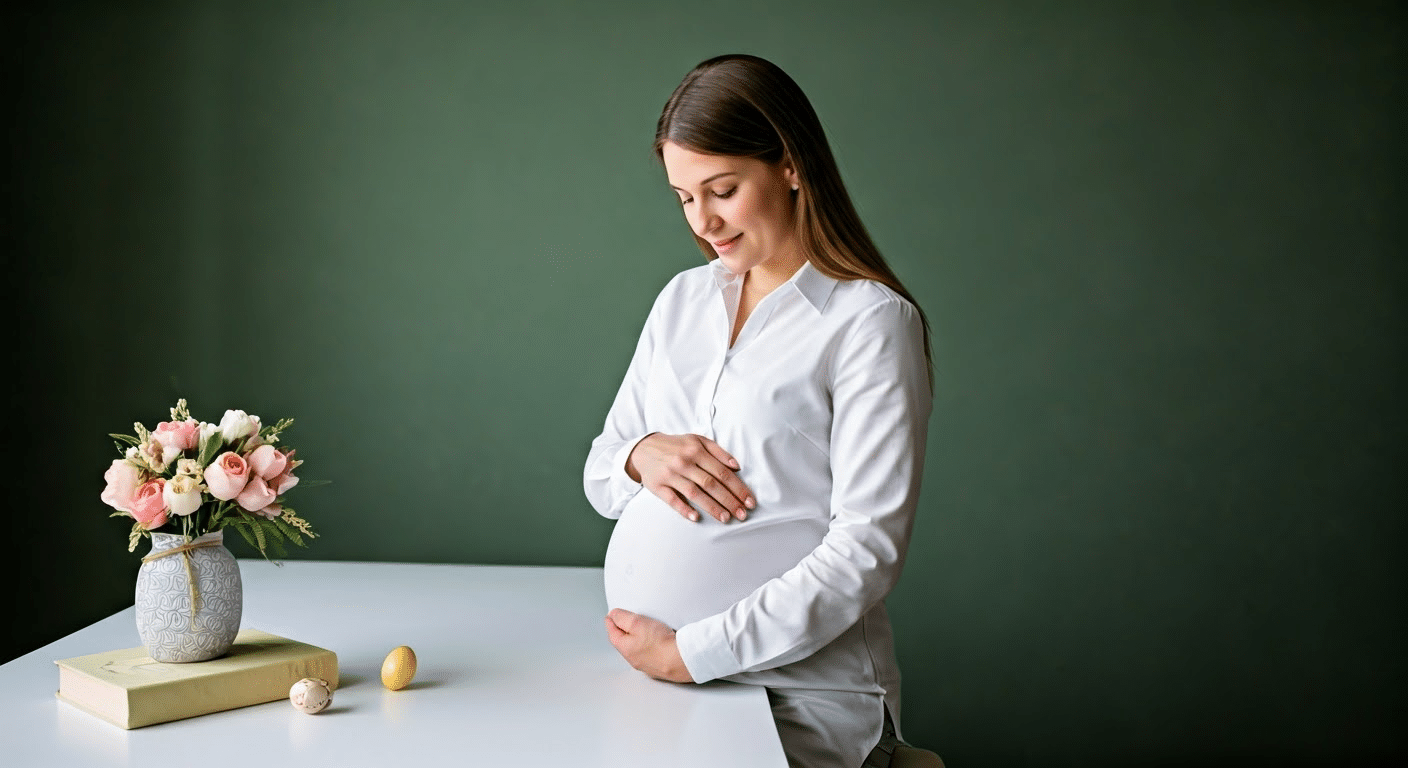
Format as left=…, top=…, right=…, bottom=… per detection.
left=289, top=677, right=333, bottom=714
left=381, top=645, right=417, bottom=691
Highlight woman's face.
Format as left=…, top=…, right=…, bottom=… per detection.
left=661, top=141, right=800, bottom=277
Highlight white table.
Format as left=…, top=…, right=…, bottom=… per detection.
left=0, top=561, right=787, bottom=767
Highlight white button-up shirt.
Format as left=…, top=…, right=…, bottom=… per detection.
left=584, top=258, right=931, bottom=740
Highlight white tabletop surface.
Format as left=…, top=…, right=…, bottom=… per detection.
left=0, top=560, right=787, bottom=767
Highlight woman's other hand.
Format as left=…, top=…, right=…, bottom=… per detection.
left=604, top=608, right=694, bottom=683
left=626, top=433, right=755, bottom=523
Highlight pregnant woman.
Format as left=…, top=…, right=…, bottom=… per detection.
left=584, top=54, right=933, bottom=768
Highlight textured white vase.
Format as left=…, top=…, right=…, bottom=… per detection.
left=135, top=530, right=243, bottom=662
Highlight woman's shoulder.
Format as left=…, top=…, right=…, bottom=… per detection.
left=667, top=261, right=718, bottom=288
left=652, top=261, right=719, bottom=299
left=828, top=275, right=919, bottom=322
left=641, top=261, right=717, bottom=316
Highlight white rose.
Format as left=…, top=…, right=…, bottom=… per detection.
left=217, top=410, right=257, bottom=443
left=163, top=475, right=203, bottom=517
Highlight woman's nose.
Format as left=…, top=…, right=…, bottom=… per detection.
left=689, top=201, right=720, bottom=237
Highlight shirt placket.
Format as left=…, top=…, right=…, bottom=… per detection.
left=700, top=286, right=791, bottom=440
left=696, top=280, right=737, bottom=440
left=694, top=349, right=727, bottom=440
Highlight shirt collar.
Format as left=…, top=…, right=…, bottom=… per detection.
left=710, top=257, right=745, bottom=290
left=789, top=260, right=838, bottom=314
left=710, top=258, right=838, bottom=314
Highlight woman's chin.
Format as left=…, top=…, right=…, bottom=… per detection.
left=716, top=253, right=753, bottom=275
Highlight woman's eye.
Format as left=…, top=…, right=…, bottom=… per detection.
left=677, top=187, right=733, bottom=206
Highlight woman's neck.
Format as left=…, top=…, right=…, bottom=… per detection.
left=744, top=250, right=807, bottom=301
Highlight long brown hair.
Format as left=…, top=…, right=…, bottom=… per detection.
left=654, top=54, right=933, bottom=387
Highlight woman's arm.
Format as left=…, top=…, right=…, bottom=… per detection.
left=583, top=301, right=658, bottom=520
left=674, top=298, right=932, bottom=682
left=584, top=278, right=754, bottom=524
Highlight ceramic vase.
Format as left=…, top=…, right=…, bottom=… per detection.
left=135, top=530, right=243, bottom=662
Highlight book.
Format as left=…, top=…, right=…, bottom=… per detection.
left=54, top=628, right=339, bottom=729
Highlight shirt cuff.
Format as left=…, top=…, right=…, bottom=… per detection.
left=676, top=615, right=742, bottom=684
left=609, top=434, right=651, bottom=497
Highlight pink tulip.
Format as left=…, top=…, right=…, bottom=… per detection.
left=152, top=419, right=200, bottom=451
left=246, top=444, right=288, bottom=481
left=100, top=459, right=143, bottom=513
left=130, top=479, right=169, bottom=530
left=204, top=452, right=251, bottom=501
left=236, top=475, right=277, bottom=512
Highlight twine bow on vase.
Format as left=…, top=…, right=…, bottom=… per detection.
left=140, top=536, right=223, bottom=616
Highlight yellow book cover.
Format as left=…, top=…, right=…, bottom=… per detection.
left=54, top=628, right=339, bottom=729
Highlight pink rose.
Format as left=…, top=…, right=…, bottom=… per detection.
left=100, top=459, right=143, bottom=513
left=153, top=419, right=200, bottom=451
left=130, top=478, right=169, bottom=530
left=236, top=475, right=277, bottom=512
left=255, top=502, right=282, bottom=521
left=204, top=452, right=250, bottom=501
left=246, top=444, right=288, bottom=481
left=270, top=449, right=300, bottom=495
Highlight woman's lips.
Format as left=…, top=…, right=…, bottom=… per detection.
left=713, top=233, right=742, bottom=253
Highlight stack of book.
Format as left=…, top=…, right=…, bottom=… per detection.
left=55, top=628, right=338, bottom=729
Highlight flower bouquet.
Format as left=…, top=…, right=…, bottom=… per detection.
left=100, top=399, right=316, bottom=558
left=99, top=399, right=319, bottom=661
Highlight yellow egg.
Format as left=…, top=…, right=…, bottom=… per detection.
left=380, top=645, right=417, bottom=691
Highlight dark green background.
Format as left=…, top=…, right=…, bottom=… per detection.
left=6, top=1, right=1404, bottom=764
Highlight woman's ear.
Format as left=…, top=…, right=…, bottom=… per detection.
left=784, top=164, right=800, bottom=192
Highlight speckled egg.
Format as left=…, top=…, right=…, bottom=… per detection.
left=381, top=645, right=417, bottom=691
left=289, top=677, right=333, bottom=714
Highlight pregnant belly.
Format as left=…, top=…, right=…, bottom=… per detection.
left=603, top=491, right=825, bottom=630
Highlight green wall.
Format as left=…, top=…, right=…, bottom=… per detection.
left=7, top=1, right=1404, bottom=764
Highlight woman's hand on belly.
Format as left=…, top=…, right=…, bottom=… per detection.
left=625, top=433, right=756, bottom=524
left=604, top=608, right=694, bottom=683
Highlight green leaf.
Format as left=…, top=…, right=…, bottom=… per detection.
left=294, top=479, right=332, bottom=490
left=260, top=518, right=288, bottom=544
left=197, top=432, right=225, bottom=467
left=250, top=521, right=268, bottom=557
left=229, top=521, right=258, bottom=550
left=271, top=516, right=305, bottom=547
left=109, top=433, right=140, bottom=446
left=266, top=531, right=288, bottom=558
